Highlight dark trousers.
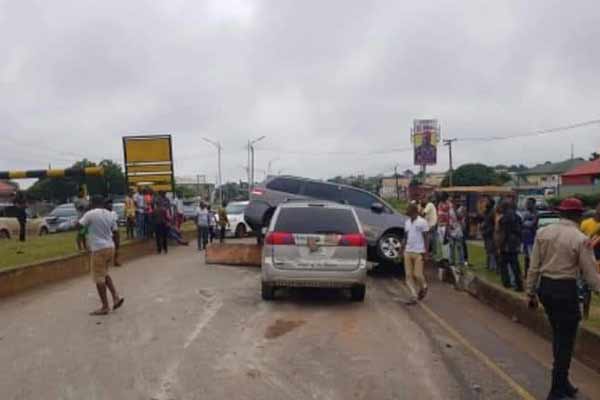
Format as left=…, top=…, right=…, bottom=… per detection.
left=197, top=226, right=209, bottom=250
left=499, top=252, right=523, bottom=290
left=18, top=219, right=26, bottom=242
left=538, top=277, right=580, bottom=394
left=155, top=223, right=168, bottom=253
left=219, top=225, right=226, bottom=243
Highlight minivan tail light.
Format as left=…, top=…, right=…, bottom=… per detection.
left=265, top=232, right=295, bottom=245
left=251, top=188, right=265, bottom=196
left=338, top=233, right=367, bottom=247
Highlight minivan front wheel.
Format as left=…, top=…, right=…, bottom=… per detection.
left=377, top=232, right=403, bottom=264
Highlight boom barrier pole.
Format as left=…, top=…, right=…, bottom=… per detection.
left=0, top=167, right=104, bottom=180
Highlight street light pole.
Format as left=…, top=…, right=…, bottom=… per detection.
left=202, top=137, right=223, bottom=205
left=248, top=135, right=266, bottom=193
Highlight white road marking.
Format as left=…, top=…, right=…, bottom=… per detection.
left=153, top=296, right=223, bottom=400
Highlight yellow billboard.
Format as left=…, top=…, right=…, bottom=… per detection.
left=123, top=135, right=174, bottom=191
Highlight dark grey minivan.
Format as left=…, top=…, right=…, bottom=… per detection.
left=245, top=176, right=407, bottom=265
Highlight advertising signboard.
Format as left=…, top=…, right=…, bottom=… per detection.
left=412, top=119, right=439, bottom=166
left=123, top=134, right=174, bottom=192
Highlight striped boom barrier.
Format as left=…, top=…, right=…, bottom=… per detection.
left=0, top=167, right=103, bottom=180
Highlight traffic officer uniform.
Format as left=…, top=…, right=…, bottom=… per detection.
left=526, top=198, right=600, bottom=400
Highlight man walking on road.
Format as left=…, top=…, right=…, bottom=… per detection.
left=78, top=195, right=124, bottom=316
left=196, top=201, right=210, bottom=251
left=218, top=201, right=229, bottom=243
left=526, top=198, right=600, bottom=400
left=401, top=203, right=430, bottom=305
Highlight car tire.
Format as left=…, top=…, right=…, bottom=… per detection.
left=0, top=229, right=9, bottom=240
left=39, top=227, right=49, bottom=236
left=261, top=282, right=275, bottom=301
left=257, top=209, right=275, bottom=245
left=351, top=285, right=366, bottom=302
left=376, top=232, right=404, bottom=265
left=235, top=224, right=247, bottom=238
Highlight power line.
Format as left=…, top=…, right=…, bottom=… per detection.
left=458, top=119, right=600, bottom=142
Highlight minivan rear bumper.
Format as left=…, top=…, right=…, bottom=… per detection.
left=262, top=258, right=367, bottom=288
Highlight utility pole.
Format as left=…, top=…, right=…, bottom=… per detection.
left=202, top=137, right=223, bottom=205
left=394, top=165, right=400, bottom=200
left=248, top=136, right=266, bottom=193
left=443, top=138, right=457, bottom=187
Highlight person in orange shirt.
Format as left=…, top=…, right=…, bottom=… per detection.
left=580, top=202, right=600, bottom=271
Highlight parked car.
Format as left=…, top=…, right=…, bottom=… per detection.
left=45, top=203, right=80, bottom=233
left=182, top=200, right=198, bottom=221
left=0, top=206, right=49, bottom=239
left=537, top=211, right=560, bottom=228
left=261, top=201, right=368, bottom=301
left=112, top=202, right=127, bottom=226
left=223, top=201, right=252, bottom=237
left=245, top=176, right=407, bottom=265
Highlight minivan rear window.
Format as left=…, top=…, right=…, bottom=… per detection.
left=266, top=178, right=302, bottom=194
left=274, top=208, right=359, bottom=234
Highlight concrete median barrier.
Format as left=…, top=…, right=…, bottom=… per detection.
left=463, top=272, right=600, bottom=374
left=205, top=243, right=262, bottom=267
left=0, top=230, right=197, bottom=299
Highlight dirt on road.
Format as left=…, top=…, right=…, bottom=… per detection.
left=0, top=244, right=599, bottom=400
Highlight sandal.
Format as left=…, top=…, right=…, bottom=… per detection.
left=113, top=298, right=125, bottom=311
left=89, top=308, right=110, bottom=316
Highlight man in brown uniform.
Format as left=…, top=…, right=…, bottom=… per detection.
left=526, top=198, right=600, bottom=400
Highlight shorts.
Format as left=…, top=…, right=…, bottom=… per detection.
left=90, top=248, right=114, bottom=284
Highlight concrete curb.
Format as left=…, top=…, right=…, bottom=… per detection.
left=462, top=271, right=600, bottom=374
left=0, top=230, right=197, bottom=299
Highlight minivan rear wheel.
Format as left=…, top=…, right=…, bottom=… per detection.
left=377, top=232, right=403, bottom=265
left=351, top=285, right=366, bottom=302
left=261, top=282, right=275, bottom=301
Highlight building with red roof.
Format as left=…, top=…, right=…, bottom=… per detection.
left=0, top=180, right=17, bottom=202
left=561, top=158, right=600, bottom=195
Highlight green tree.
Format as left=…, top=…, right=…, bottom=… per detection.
left=27, top=159, right=126, bottom=202
left=442, top=163, right=504, bottom=187
left=589, top=152, right=600, bottom=161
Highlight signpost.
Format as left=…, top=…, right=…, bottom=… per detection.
left=122, top=134, right=175, bottom=192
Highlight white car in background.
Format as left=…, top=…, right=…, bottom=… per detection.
left=223, top=201, right=252, bottom=238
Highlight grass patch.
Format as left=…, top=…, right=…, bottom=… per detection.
left=388, top=199, right=408, bottom=214
left=0, top=221, right=197, bottom=271
left=467, top=242, right=600, bottom=333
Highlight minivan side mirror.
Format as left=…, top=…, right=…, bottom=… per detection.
left=371, top=202, right=384, bottom=213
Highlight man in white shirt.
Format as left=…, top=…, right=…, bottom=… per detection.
left=78, top=196, right=124, bottom=315
left=195, top=201, right=210, bottom=251
left=401, top=203, right=430, bottom=305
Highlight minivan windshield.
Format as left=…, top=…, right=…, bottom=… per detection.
left=274, top=207, right=359, bottom=234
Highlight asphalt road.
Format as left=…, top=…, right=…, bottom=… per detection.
left=1, top=244, right=599, bottom=400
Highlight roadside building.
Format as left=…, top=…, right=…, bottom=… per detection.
left=560, top=158, right=600, bottom=196
left=520, top=158, right=586, bottom=192
left=0, top=180, right=17, bottom=203
left=175, top=176, right=215, bottom=199
left=379, top=176, right=411, bottom=199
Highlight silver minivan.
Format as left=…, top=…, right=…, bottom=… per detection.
left=261, top=201, right=368, bottom=302
left=245, top=175, right=407, bottom=265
